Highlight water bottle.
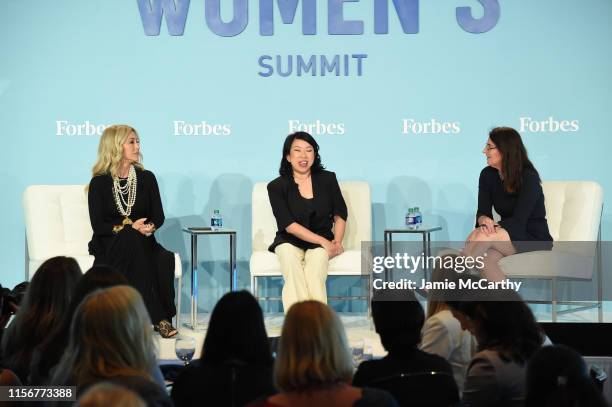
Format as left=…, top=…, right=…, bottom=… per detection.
left=406, top=208, right=416, bottom=230
left=211, top=209, right=223, bottom=231
left=414, top=207, right=422, bottom=229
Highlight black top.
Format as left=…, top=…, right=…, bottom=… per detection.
left=171, top=361, right=276, bottom=407
left=88, top=169, right=165, bottom=257
left=476, top=166, right=553, bottom=242
left=353, top=347, right=459, bottom=407
left=267, top=170, right=348, bottom=252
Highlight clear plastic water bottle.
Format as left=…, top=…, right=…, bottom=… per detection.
left=414, top=207, right=422, bottom=229
left=211, top=209, right=223, bottom=231
left=406, top=208, right=416, bottom=230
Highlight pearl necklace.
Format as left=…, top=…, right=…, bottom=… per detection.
left=112, top=165, right=137, bottom=221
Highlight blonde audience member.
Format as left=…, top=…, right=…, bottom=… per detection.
left=249, top=300, right=397, bottom=407
left=51, top=286, right=172, bottom=407
left=76, top=382, right=146, bottom=407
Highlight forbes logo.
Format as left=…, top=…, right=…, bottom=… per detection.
left=56, top=121, right=108, bottom=136
left=519, top=117, right=579, bottom=133
left=173, top=121, right=231, bottom=136
left=402, top=119, right=460, bottom=134
left=288, top=120, right=345, bottom=135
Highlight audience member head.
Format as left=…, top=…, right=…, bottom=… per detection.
left=77, top=382, right=146, bottom=407
left=371, top=289, right=424, bottom=352
left=53, top=285, right=155, bottom=387
left=275, top=301, right=352, bottom=392
left=201, top=290, right=272, bottom=366
left=91, top=124, right=143, bottom=178
left=279, top=131, right=325, bottom=177
left=33, top=265, right=128, bottom=381
left=1, top=256, right=81, bottom=376
left=526, top=345, right=608, bottom=407
left=487, top=126, right=537, bottom=193
left=446, top=289, right=542, bottom=364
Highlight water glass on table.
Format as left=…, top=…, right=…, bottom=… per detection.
left=175, top=335, right=196, bottom=366
left=351, top=339, right=365, bottom=368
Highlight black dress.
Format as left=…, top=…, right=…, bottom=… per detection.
left=267, top=170, right=348, bottom=253
left=476, top=166, right=553, bottom=251
left=88, top=168, right=175, bottom=324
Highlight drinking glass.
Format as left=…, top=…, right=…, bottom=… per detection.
left=175, top=336, right=196, bottom=366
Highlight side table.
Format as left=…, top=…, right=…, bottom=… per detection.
left=182, top=227, right=237, bottom=329
left=383, top=226, right=442, bottom=278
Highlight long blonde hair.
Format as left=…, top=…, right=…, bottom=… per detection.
left=52, top=286, right=156, bottom=388
left=274, top=301, right=353, bottom=392
left=91, top=125, right=144, bottom=179
left=77, top=382, right=146, bottom=407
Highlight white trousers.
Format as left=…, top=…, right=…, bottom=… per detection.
left=275, top=243, right=329, bottom=312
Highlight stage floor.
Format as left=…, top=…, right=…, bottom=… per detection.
left=156, top=307, right=610, bottom=362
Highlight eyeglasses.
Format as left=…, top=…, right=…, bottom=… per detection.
left=485, top=144, right=497, bottom=151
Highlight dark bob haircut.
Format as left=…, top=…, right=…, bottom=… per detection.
left=371, top=289, right=424, bottom=351
left=278, top=132, right=325, bottom=178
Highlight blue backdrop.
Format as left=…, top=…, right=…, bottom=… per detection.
left=1, top=0, right=610, bottom=311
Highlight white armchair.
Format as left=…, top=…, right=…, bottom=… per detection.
left=250, top=181, right=372, bottom=310
left=23, top=185, right=183, bottom=326
left=498, top=181, right=604, bottom=321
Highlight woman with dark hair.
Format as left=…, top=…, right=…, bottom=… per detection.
left=354, top=290, right=459, bottom=406
left=88, top=125, right=177, bottom=337
left=526, top=345, right=608, bottom=407
left=267, top=132, right=348, bottom=312
left=29, top=265, right=129, bottom=385
left=0, top=256, right=81, bottom=383
left=446, top=289, right=544, bottom=406
left=464, top=127, right=552, bottom=281
left=171, top=290, right=275, bottom=406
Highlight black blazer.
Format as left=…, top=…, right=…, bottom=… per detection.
left=267, top=170, right=347, bottom=252
left=476, top=166, right=552, bottom=244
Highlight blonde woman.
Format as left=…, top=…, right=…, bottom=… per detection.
left=51, top=286, right=172, bottom=406
left=77, top=382, right=146, bottom=407
left=249, top=301, right=397, bottom=407
left=87, top=125, right=176, bottom=337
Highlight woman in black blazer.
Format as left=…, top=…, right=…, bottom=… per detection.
left=465, top=127, right=552, bottom=281
left=267, top=132, right=347, bottom=312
